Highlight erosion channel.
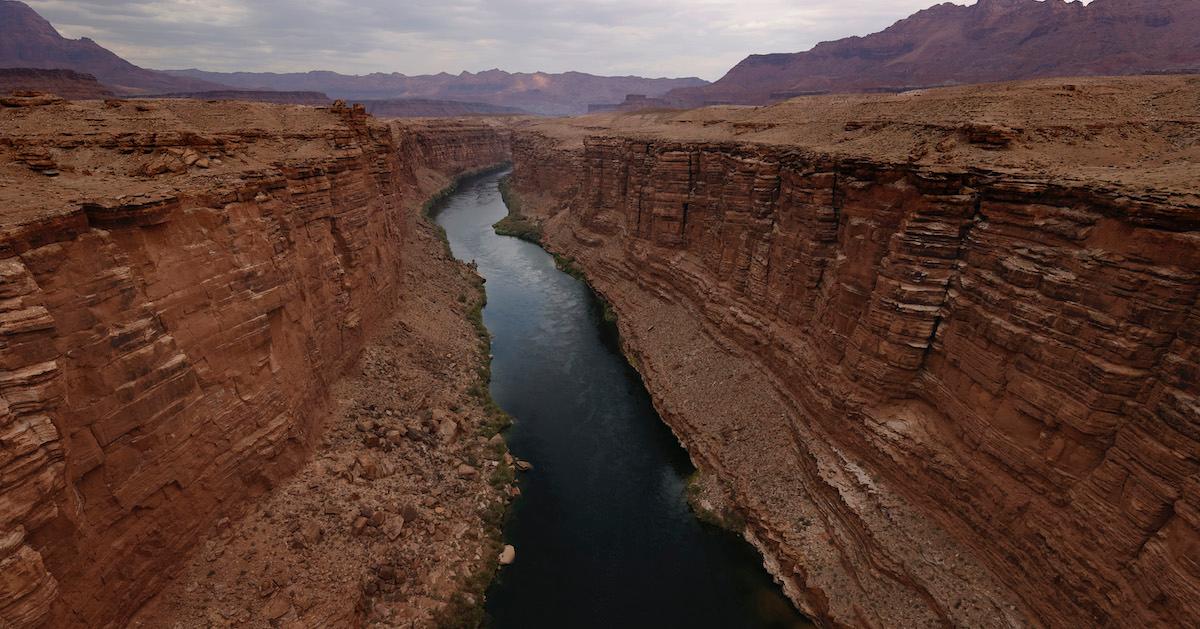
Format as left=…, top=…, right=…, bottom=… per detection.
left=432, top=169, right=809, bottom=628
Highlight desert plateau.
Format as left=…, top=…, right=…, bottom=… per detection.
left=1, top=0, right=1197, bottom=627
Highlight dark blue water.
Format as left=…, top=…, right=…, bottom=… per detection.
left=433, top=170, right=809, bottom=629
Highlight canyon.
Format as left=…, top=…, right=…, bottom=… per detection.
left=1, top=26, right=1198, bottom=627
left=507, top=76, right=1200, bottom=627
left=0, top=96, right=514, bottom=626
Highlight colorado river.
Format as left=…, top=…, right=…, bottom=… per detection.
left=433, top=169, right=808, bottom=628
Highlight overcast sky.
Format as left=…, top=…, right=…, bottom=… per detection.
left=30, top=0, right=981, bottom=80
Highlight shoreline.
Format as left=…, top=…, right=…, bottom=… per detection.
left=130, top=165, right=519, bottom=628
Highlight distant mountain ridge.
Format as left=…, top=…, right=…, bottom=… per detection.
left=152, top=90, right=333, bottom=106
left=165, top=68, right=708, bottom=115
left=360, top=98, right=528, bottom=118
left=667, top=0, right=1200, bottom=106
left=0, top=0, right=228, bottom=94
left=0, top=0, right=706, bottom=114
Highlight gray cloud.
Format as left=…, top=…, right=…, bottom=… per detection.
left=29, top=0, right=979, bottom=80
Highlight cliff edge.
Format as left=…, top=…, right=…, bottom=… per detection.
left=0, top=97, right=513, bottom=626
left=510, top=75, right=1200, bottom=627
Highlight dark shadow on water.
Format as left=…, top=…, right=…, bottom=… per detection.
left=433, top=169, right=812, bottom=629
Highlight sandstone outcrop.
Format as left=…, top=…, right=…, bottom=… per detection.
left=130, top=192, right=515, bottom=628
left=511, top=76, right=1200, bottom=627
left=0, top=97, right=509, bottom=627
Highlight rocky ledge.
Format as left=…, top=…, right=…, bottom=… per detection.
left=0, top=97, right=513, bottom=627
left=509, top=76, right=1200, bottom=627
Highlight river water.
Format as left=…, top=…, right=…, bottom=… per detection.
left=433, top=169, right=809, bottom=628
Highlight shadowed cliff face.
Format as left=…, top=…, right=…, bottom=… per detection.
left=0, top=98, right=510, bottom=627
left=509, top=77, right=1200, bottom=627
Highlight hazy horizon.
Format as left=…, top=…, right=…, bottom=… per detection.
left=25, top=0, right=984, bottom=81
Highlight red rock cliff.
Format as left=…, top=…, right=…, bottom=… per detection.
left=511, top=77, right=1200, bottom=627
left=0, top=99, right=509, bottom=627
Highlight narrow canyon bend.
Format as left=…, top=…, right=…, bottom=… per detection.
left=433, top=170, right=806, bottom=628
left=0, top=74, right=1196, bottom=629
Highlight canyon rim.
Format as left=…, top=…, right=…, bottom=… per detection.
left=2, top=0, right=1199, bottom=627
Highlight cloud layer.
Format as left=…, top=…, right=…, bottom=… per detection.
left=29, top=0, right=964, bottom=80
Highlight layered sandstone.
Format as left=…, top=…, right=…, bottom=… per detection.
left=511, top=76, right=1200, bottom=627
left=0, top=98, right=509, bottom=627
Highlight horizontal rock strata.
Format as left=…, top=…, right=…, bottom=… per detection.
left=0, top=68, right=114, bottom=100
left=0, top=98, right=509, bottom=627
left=510, top=77, right=1200, bottom=627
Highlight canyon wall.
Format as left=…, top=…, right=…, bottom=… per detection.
left=0, top=99, right=508, bottom=627
left=510, top=79, right=1200, bottom=627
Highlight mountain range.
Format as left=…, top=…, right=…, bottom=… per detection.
left=0, top=0, right=705, bottom=114
left=0, top=0, right=226, bottom=93
left=666, top=0, right=1200, bottom=106
left=163, top=68, right=707, bottom=116
left=3, top=0, right=1199, bottom=113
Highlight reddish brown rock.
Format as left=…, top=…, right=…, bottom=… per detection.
left=511, top=76, right=1200, bottom=627
left=0, top=99, right=509, bottom=627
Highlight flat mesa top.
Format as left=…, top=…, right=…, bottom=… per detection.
left=515, top=75, right=1200, bottom=198
left=0, top=97, right=506, bottom=233
left=0, top=99, right=340, bottom=228
left=1, top=75, right=1196, bottom=236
